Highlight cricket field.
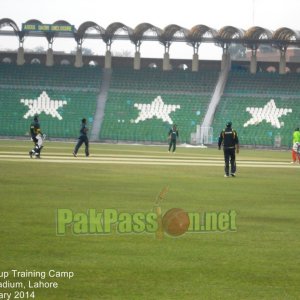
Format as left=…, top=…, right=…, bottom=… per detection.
left=0, top=140, right=299, bottom=300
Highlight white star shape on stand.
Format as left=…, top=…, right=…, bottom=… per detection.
left=243, top=99, right=292, bottom=128
left=133, top=96, right=180, bottom=124
left=20, top=91, right=67, bottom=120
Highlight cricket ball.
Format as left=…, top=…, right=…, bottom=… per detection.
left=162, top=208, right=190, bottom=236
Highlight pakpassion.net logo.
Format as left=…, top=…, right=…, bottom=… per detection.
left=56, top=187, right=237, bottom=238
left=56, top=208, right=237, bottom=238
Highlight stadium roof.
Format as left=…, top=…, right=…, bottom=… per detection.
left=1, top=18, right=300, bottom=51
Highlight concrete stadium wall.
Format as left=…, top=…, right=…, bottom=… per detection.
left=0, top=51, right=220, bottom=72
left=2, top=51, right=300, bottom=73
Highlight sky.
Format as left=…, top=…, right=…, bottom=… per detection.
left=1, top=0, right=300, bottom=59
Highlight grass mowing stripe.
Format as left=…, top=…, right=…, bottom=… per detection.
left=0, top=156, right=299, bottom=168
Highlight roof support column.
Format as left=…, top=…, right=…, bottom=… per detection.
left=192, top=43, right=199, bottom=72
left=192, top=53, right=199, bottom=72
left=105, top=43, right=112, bottom=69
left=46, top=44, right=54, bottom=67
left=163, top=43, right=171, bottom=71
left=279, top=48, right=286, bottom=75
left=134, top=51, right=141, bottom=70
left=74, top=45, right=83, bottom=68
left=221, top=45, right=231, bottom=71
left=134, top=44, right=141, bottom=70
left=250, top=49, right=257, bottom=74
left=105, top=50, right=112, bottom=69
left=163, top=52, right=171, bottom=71
left=17, top=43, right=25, bottom=66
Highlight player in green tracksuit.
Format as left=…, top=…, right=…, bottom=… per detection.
left=291, top=127, right=300, bottom=163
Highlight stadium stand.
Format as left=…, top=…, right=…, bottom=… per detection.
left=100, top=68, right=219, bottom=143
left=109, top=67, right=218, bottom=93
left=0, top=64, right=101, bottom=90
left=0, top=64, right=101, bottom=138
left=212, top=70, right=300, bottom=147
left=1, top=62, right=299, bottom=147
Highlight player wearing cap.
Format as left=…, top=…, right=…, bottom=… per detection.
left=218, top=121, right=239, bottom=177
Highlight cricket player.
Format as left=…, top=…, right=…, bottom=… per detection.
left=73, top=118, right=89, bottom=157
left=29, top=115, right=45, bottom=159
left=218, top=121, right=239, bottom=177
left=168, top=125, right=179, bottom=153
left=291, top=127, right=300, bottom=163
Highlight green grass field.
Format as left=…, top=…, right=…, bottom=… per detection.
left=0, top=140, right=299, bottom=300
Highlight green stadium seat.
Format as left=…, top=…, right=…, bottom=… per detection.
left=212, top=70, right=300, bottom=147
left=0, top=64, right=101, bottom=138
left=100, top=68, right=219, bottom=143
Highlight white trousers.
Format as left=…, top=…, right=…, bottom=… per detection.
left=35, top=134, right=43, bottom=148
